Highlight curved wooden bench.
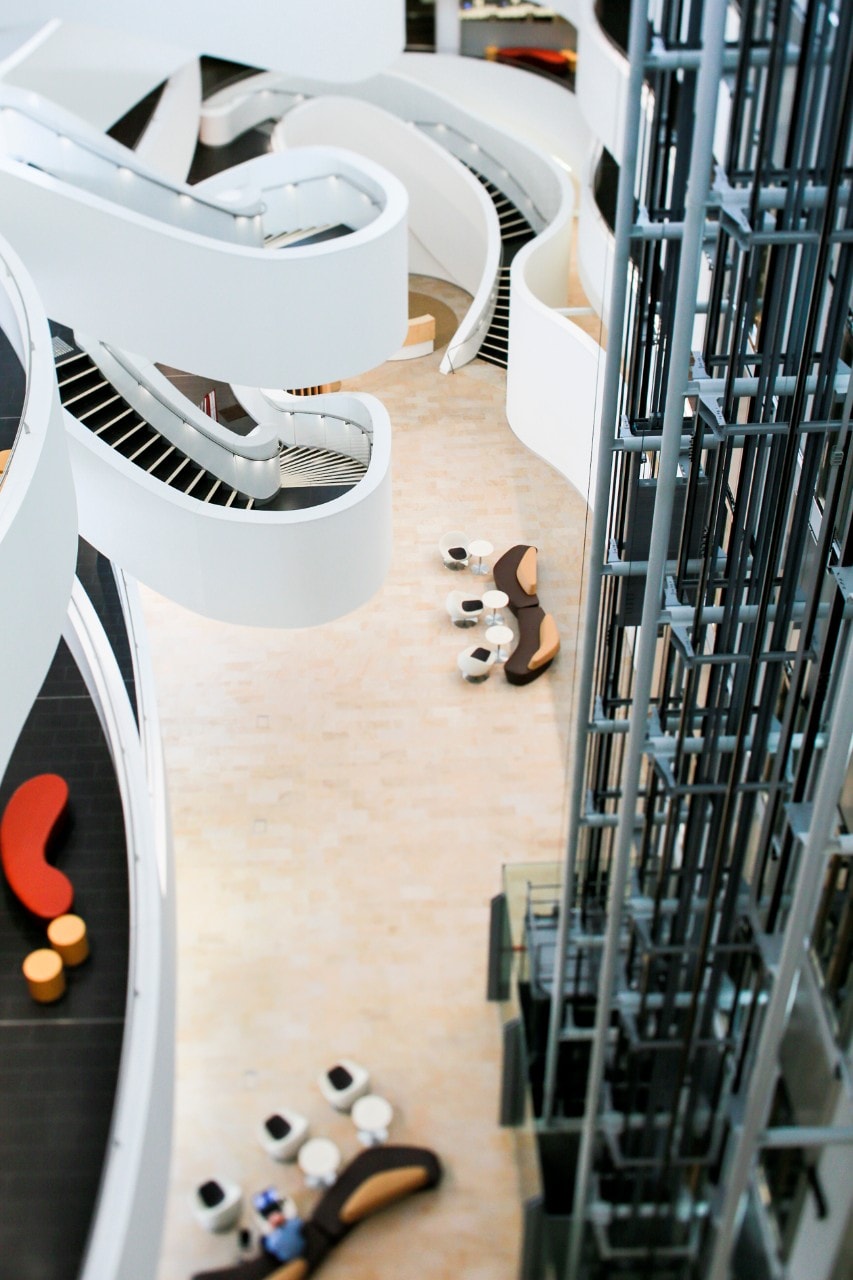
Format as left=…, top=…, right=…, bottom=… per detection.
left=504, top=607, right=560, bottom=686
left=493, top=544, right=539, bottom=613
left=0, top=774, right=73, bottom=919
left=191, top=1146, right=442, bottom=1280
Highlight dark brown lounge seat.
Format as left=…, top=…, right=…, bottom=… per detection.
left=492, top=544, right=539, bottom=613
left=504, top=606, right=560, bottom=686
left=191, top=1145, right=442, bottom=1280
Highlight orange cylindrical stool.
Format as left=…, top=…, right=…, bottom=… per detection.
left=23, top=948, right=66, bottom=1003
left=48, top=913, right=89, bottom=966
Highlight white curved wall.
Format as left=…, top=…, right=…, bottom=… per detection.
left=577, top=164, right=616, bottom=327
left=1, top=3, right=404, bottom=83
left=0, top=237, right=77, bottom=779
left=65, top=395, right=392, bottom=628
left=504, top=157, right=606, bottom=506
left=575, top=1, right=630, bottom=164
left=0, top=142, right=409, bottom=387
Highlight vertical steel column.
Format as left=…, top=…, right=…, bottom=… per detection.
left=540, top=0, right=652, bottom=1124
left=562, top=3, right=729, bottom=1275
left=706, top=632, right=853, bottom=1280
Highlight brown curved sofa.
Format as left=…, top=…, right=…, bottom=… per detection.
left=191, top=1145, right=442, bottom=1280
left=492, top=544, right=539, bottom=612
left=492, top=544, right=559, bottom=684
left=503, top=606, right=560, bottom=686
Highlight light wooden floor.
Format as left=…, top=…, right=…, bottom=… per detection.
left=144, top=277, right=594, bottom=1280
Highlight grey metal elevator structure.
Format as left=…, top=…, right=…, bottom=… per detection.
left=493, top=2, right=853, bottom=1278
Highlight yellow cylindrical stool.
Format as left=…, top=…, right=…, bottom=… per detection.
left=47, top=914, right=89, bottom=966
left=23, top=948, right=66, bottom=1003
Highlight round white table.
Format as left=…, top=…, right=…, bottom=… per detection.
left=485, top=624, right=514, bottom=663
left=468, top=538, right=494, bottom=576
left=482, top=588, right=509, bottom=627
left=351, top=1093, right=393, bottom=1145
left=297, top=1136, right=341, bottom=1188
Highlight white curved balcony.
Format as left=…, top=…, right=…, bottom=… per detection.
left=0, top=0, right=405, bottom=83
left=0, top=87, right=409, bottom=387
left=575, top=0, right=630, bottom=164
left=65, top=385, right=392, bottom=629
left=0, top=233, right=77, bottom=779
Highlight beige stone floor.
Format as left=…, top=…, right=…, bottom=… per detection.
left=144, top=277, right=591, bottom=1280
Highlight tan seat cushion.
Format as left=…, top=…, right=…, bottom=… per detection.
left=517, top=546, right=538, bottom=596
left=267, top=1261, right=309, bottom=1280
left=339, top=1166, right=431, bottom=1225
left=529, top=614, right=560, bottom=670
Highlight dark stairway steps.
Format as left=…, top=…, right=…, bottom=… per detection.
left=459, top=165, right=537, bottom=370
left=51, top=333, right=255, bottom=509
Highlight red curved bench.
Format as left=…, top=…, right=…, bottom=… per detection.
left=0, top=774, right=73, bottom=920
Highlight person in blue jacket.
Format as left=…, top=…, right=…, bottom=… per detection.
left=261, top=1206, right=306, bottom=1263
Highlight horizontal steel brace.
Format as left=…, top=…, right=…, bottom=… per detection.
left=645, top=41, right=801, bottom=72
left=685, top=372, right=849, bottom=398
left=759, top=1125, right=853, bottom=1148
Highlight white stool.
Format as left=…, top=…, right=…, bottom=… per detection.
left=317, top=1059, right=370, bottom=1112
left=297, top=1136, right=341, bottom=1188
left=457, top=644, right=497, bottom=683
left=192, top=1177, right=243, bottom=1232
left=351, top=1093, right=393, bottom=1146
left=258, top=1108, right=309, bottom=1161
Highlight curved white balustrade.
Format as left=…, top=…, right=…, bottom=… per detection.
left=62, top=576, right=174, bottom=1280
left=276, top=96, right=501, bottom=374
left=73, top=336, right=282, bottom=501
left=65, top=392, right=392, bottom=628
left=0, top=235, right=77, bottom=780
left=506, top=226, right=606, bottom=508
left=0, top=89, right=409, bottom=387
left=0, top=1, right=405, bottom=83
left=375, top=52, right=593, bottom=179
left=201, top=72, right=308, bottom=149
left=232, top=385, right=373, bottom=462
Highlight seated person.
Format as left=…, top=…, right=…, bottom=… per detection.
left=262, top=1207, right=306, bottom=1264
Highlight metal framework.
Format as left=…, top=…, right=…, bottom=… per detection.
left=526, top=2, right=853, bottom=1277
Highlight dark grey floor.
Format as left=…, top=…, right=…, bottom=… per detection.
left=0, top=621, right=130, bottom=1280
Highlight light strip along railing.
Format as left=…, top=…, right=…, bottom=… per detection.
left=255, top=171, right=384, bottom=245
left=415, top=120, right=548, bottom=232
left=0, top=94, right=264, bottom=245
